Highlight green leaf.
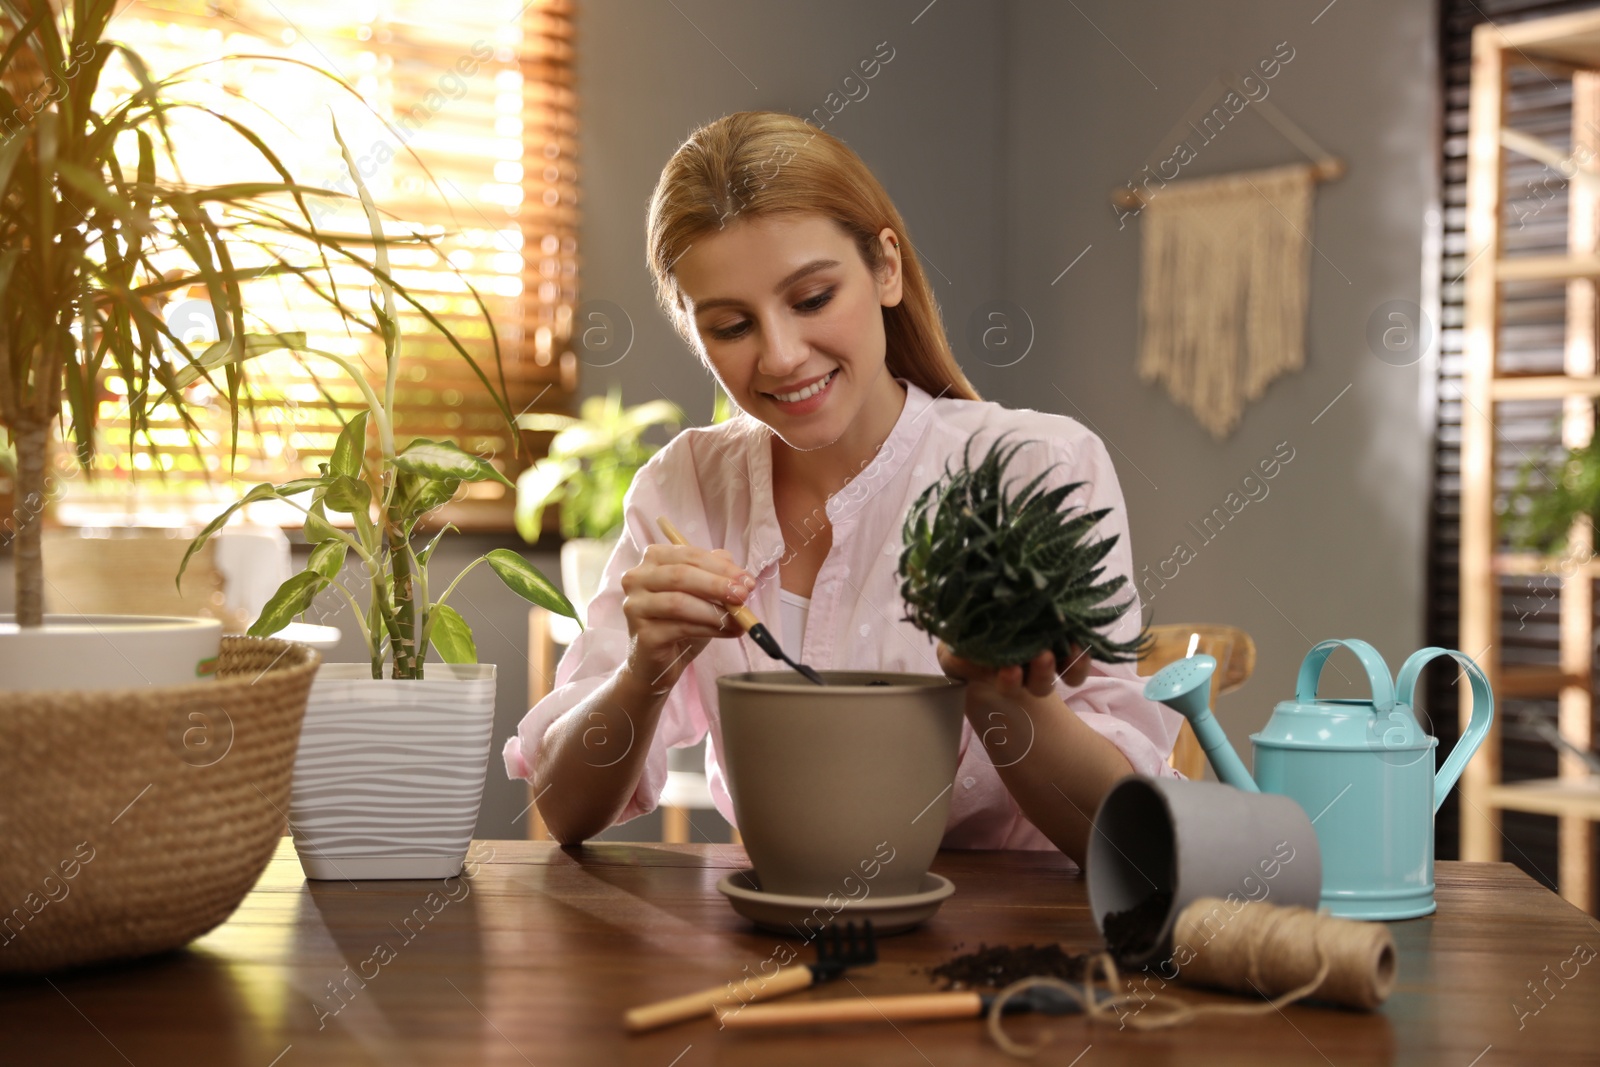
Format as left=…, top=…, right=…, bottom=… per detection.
left=417, top=523, right=458, bottom=568
left=513, top=456, right=578, bottom=542
left=307, top=540, right=347, bottom=580
left=412, top=477, right=462, bottom=516
left=513, top=412, right=579, bottom=433
left=276, top=475, right=332, bottom=497
left=428, top=603, right=477, bottom=664
left=323, top=474, right=371, bottom=515
left=247, top=572, right=327, bottom=637
left=395, top=439, right=514, bottom=488
left=896, top=432, right=1145, bottom=667
left=394, top=468, right=462, bottom=523
left=304, top=500, right=341, bottom=544
left=331, top=411, right=369, bottom=478
left=179, top=483, right=279, bottom=591
left=0, top=113, right=29, bottom=193
left=615, top=398, right=686, bottom=438
left=483, top=548, right=579, bottom=620
left=169, top=332, right=307, bottom=389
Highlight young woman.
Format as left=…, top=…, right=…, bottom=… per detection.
left=503, top=110, right=1181, bottom=867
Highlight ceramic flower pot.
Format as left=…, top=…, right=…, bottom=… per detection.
left=0, top=614, right=223, bottom=692
left=289, top=663, right=497, bottom=880
left=716, top=670, right=966, bottom=899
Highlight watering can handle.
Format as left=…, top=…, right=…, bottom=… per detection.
left=1296, top=639, right=1396, bottom=713
left=1395, top=647, right=1495, bottom=815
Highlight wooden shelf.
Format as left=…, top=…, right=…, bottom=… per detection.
left=1463, top=12, right=1599, bottom=915
left=1496, top=254, right=1600, bottom=282
left=1494, top=551, right=1600, bottom=576
left=1498, top=664, right=1588, bottom=698
left=1490, top=375, right=1600, bottom=400
left=1488, top=778, right=1600, bottom=820
left=1494, top=9, right=1600, bottom=67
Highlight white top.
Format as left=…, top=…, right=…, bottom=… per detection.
left=778, top=588, right=811, bottom=661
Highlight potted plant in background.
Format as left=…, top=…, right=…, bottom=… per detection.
left=0, top=0, right=310, bottom=687
left=514, top=384, right=684, bottom=632
left=183, top=129, right=581, bottom=879
left=1501, top=427, right=1600, bottom=554
left=0, top=0, right=388, bottom=689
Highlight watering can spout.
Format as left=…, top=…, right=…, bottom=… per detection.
left=1143, top=654, right=1260, bottom=791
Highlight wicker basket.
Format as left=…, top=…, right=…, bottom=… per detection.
left=0, top=636, right=321, bottom=974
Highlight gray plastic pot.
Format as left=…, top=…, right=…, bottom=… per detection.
left=1087, top=776, right=1323, bottom=968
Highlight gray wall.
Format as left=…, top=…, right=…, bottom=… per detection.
left=995, top=0, right=1437, bottom=751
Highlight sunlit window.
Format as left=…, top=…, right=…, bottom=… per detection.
left=55, top=0, right=579, bottom=529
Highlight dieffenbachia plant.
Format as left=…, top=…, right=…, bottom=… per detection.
left=897, top=431, right=1149, bottom=669
left=180, top=122, right=579, bottom=680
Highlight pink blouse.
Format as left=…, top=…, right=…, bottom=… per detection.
left=503, top=377, right=1183, bottom=852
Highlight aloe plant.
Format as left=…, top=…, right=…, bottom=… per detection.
left=513, top=384, right=684, bottom=543
left=181, top=124, right=579, bottom=680
left=898, top=431, right=1149, bottom=668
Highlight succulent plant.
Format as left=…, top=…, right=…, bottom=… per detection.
left=897, top=431, right=1148, bottom=669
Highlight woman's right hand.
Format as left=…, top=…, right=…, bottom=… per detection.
left=621, top=544, right=756, bottom=694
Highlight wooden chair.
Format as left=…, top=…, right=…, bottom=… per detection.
left=525, top=606, right=560, bottom=841
left=1136, top=624, right=1256, bottom=781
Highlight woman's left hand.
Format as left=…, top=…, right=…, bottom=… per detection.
left=936, top=641, right=1091, bottom=697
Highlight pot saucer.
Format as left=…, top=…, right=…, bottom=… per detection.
left=717, top=869, right=955, bottom=936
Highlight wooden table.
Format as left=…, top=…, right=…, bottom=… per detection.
left=3, top=841, right=1597, bottom=1066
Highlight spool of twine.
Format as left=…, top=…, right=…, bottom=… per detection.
left=986, top=896, right=1397, bottom=1058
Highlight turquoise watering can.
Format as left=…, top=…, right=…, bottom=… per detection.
left=1143, top=638, right=1494, bottom=920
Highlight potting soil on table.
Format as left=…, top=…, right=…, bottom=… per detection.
left=925, top=943, right=1094, bottom=990
left=1101, top=890, right=1174, bottom=963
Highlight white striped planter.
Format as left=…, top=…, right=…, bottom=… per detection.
left=289, top=663, right=497, bottom=880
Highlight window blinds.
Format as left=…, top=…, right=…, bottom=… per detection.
left=55, top=0, right=578, bottom=530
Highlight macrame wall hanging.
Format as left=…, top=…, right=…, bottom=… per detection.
left=1114, top=77, right=1343, bottom=440
left=1136, top=162, right=1313, bottom=440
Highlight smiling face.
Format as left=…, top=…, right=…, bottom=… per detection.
left=672, top=212, right=906, bottom=459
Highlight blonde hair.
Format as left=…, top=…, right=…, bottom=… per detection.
left=645, top=110, right=981, bottom=403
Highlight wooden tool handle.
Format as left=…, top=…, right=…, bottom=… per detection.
left=656, top=516, right=759, bottom=630
left=656, top=516, right=690, bottom=547
left=624, top=964, right=814, bottom=1033
left=717, top=991, right=984, bottom=1028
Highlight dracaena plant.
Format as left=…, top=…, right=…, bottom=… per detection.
left=0, top=0, right=335, bottom=628
left=180, top=125, right=580, bottom=680
left=897, top=431, right=1149, bottom=669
